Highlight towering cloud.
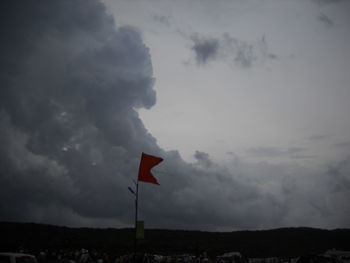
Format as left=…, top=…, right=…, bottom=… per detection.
left=0, top=0, right=161, bottom=226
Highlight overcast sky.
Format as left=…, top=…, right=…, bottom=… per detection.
left=0, top=0, right=350, bottom=231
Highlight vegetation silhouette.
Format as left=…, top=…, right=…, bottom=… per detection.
left=1, top=222, right=349, bottom=257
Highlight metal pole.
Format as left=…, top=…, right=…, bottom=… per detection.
left=134, top=180, right=139, bottom=255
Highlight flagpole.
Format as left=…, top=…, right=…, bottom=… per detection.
left=134, top=179, right=139, bottom=254
left=132, top=152, right=163, bottom=257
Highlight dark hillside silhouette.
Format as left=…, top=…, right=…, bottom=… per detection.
left=1, top=222, right=349, bottom=257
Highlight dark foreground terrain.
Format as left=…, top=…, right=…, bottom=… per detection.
left=1, top=222, right=349, bottom=258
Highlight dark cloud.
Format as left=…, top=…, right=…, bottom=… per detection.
left=191, top=35, right=219, bottom=64
left=0, top=0, right=280, bottom=230
left=194, top=151, right=212, bottom=167
left=222, top=34, right=278, bottom=68
left=0, top=0, right=349, bottom=231
left=0, top=0, right=159, bottom=227
left=189, top=34, right=277, bottom=68
left=318, top=13, right=334, bottom=27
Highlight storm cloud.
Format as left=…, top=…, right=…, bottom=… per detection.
left=190, top=33, right=277, bottom=68
left=0, top=0, right=160, bottom=227
left=0, top=0, right=349, bottom=231
left=191, top=35, right=220, bottom=65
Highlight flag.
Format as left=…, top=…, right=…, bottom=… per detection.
left=138, top=152, right=163, bottom=185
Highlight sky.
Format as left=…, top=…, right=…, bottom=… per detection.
left=0, top=0, right=349, bottom=231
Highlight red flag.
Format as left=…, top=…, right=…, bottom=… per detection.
left=138, top=152, right=163, bottom=185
